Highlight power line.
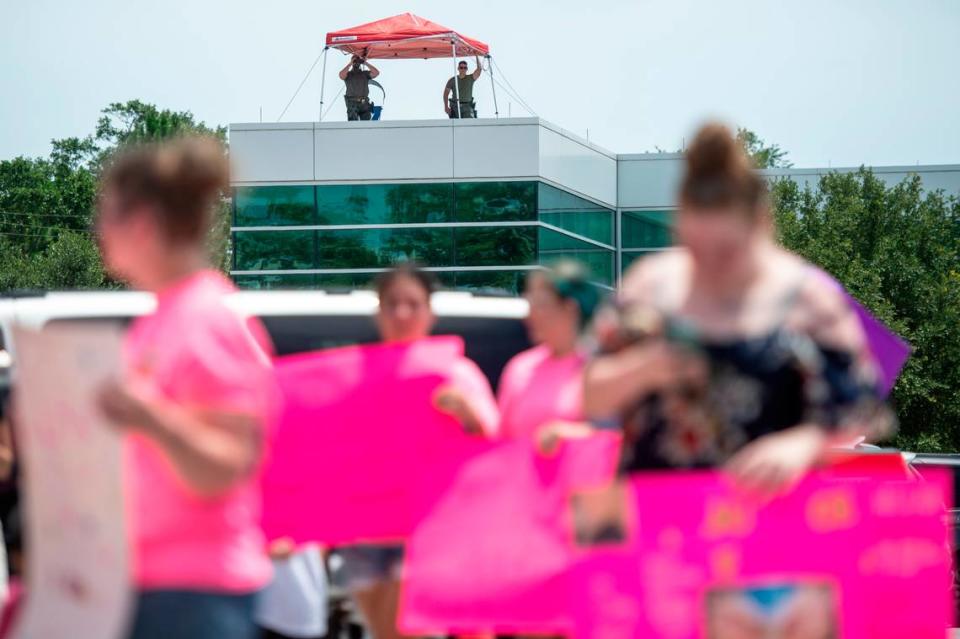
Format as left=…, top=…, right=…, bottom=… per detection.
left=0, top=228, right=98, bottom=239
left=0, top=210, right=92, bottom=220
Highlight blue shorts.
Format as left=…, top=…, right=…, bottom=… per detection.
left=127, top=590, right=258, bottom=639
left=336, top=545, right=404, bottom=592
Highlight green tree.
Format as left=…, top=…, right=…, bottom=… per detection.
left=0, top=100, right=230, bottom=291
left=736, top=127, right=792, bottom=169
left=34, top=232, right=109, bottom=289
left=649, top=128, right=792, bottom=170
left=94, top=100, right=226, bottom=150
left=772, top=169, right=960, bottom=452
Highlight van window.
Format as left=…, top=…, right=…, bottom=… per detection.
left=261, top=315, right=530, bottom=391
left=45, top=313, right=532, bottom=392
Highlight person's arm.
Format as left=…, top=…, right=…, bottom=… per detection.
left=0, top=417, right=14, bottom=483
left=99, top=381, right=261, bottom=497
left=584, top=252, right=699, bottom=418
left=365, top=60, right=380, bottom=79
left=339, top=57, right=355, bottom=81
left=443, top=80, right=452, bottom=113
left=433, top=358, right=500, bottom=437
left=724, top=271, right=896, bottom=495
left=793, top=272, right=895, bottom=440
left=583, top=341, right=704, bottom=418
left=536, top=420, right=595, bottom=455
left=472, top=56, right=482, bottom=80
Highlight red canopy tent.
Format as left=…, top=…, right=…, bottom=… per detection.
left=325, top=13, right=489, bottom=59
left=317, top=13, right=497, bottom=120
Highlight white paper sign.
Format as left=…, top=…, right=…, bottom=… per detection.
left=12, top=323, right=132, bottom=639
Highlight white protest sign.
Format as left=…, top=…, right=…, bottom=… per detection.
left=12, top=323, right=132, bottom=639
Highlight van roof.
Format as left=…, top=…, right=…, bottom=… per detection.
left=0, top=288, right=528, bottom=329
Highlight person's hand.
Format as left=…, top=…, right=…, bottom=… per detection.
left=433, top=385, right=482, bottom=434
left=637, top=340, right=707, bottom=392
left=725, top=425, right=828, bottom=496
left=536, top=420, right=593, bottom=456
left=98, top=380, right=156, bottom=432
left=267, top=537, right=296, bottom=561
left=444, top=105, right=452, bottom=115
left=537, top=421, right=564, bottom=455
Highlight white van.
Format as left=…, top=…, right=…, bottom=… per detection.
left=0, top=289, right=531, bottom=391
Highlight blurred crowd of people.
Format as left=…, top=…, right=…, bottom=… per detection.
left=0, top=122, right=892, bottom=639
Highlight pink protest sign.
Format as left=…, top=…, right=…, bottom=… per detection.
left=399, top=432, right=621, bottom=635
left=573, top=470, right=953, bottom=639
left=261, top=336, right=481, bottom=545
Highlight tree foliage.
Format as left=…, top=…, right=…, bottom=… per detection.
left=773, top=170, right=960, bottom=452
left=0, top=100, right=230, bottom=291
left=94, top=100, right=226, bottom=150
left=736, top=127, right=792, bottom=169
left=648, top=127, right=792, bottom=169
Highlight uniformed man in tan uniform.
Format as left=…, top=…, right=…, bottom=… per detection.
left=443, top=57, right=482, bottom=119
left=339, top=55, right=380, bottom=121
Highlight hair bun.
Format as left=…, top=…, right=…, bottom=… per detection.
left=679, top=122, right=765, bottom=210
left=157, top=136, right=229, bottom=206
left=686, top=123, right=750, bottom=179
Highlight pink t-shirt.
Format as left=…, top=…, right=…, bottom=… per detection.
left=497, top=345, right=585, bottom=440
left=449, top=357, right=501, bottom=438
left=123, top=270, right=274, bottom=592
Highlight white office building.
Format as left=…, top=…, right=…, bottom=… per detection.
left=228, top=117, right=960, bottom=293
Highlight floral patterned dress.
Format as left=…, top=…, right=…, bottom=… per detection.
left=597, top=299, right=890, bottom=474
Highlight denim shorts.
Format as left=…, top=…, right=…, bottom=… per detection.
left=127, top=589, right=258, bottom=639
left=335, top=544, right=404, bottom=592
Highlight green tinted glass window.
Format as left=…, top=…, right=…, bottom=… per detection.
left=434, top=272, right=457, bottom=290
left=314, top=273, right=378, bottom=290
left=539, top=210, right=613, bottom=245
left=315, top=183, right=453, bottom=225
left=454, top=182, right=537, bottom=222
left=234, top=231, right=315, bottom=270
left=538, top=183, right=613, bottom=244
left=234, top=186, right=315, bottom=227
left=450, top=270, right=527, bottom=295
left=316, top=228, right=455, bottom=269
left=538, top=183, right=604, bottom=211
left=455, top=226, right=537, bottom=266
left=620, top=250, right=662, bottom=275
left=537, top=228, right=613, bottom=286
left=233, top=274, right=317, bottom=290
left=621, top=210, right=673, bottom=249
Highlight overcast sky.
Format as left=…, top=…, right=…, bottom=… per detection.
left=2, top=0, right=958, bottom=168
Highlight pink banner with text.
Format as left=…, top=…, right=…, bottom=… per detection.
left=572, top=470, right=953, bottom=639
left=399, top=432, right=622, bottom=635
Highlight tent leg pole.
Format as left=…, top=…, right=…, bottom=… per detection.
left=451, top=40, right=460, bottom=119
left=318, top=47, right=329, bottom=122
left=488, top=55, right=499, bottom=119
